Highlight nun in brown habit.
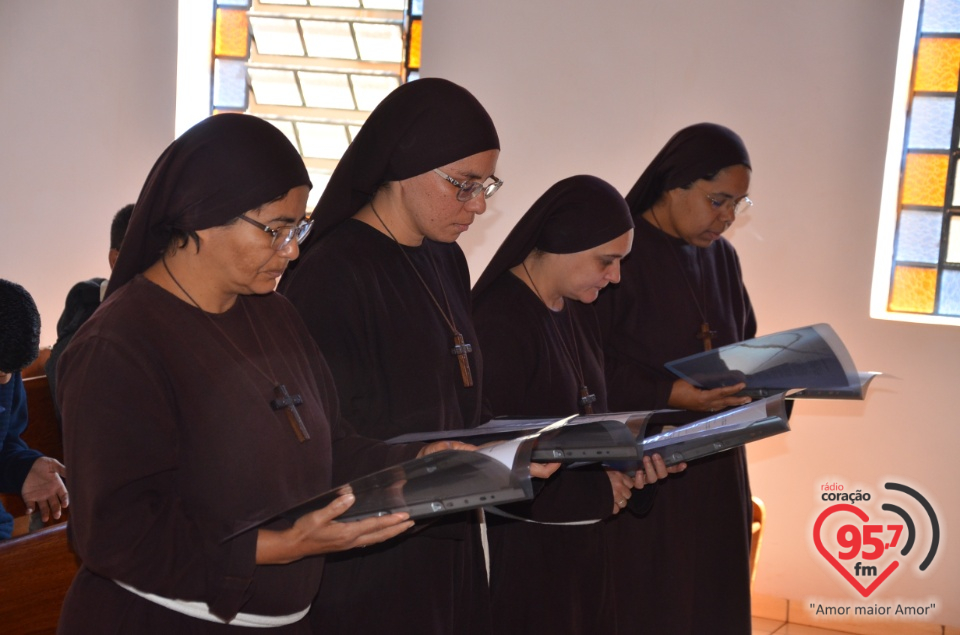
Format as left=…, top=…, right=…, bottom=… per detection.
left=596, top=123, right=757, bottom=634
left=280, top=78, right=517, bottom=635
left=56, top=113, right=427, bottom=634
left=473, top=174, right=685, bottom=635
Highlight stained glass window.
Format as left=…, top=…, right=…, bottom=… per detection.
left=874, top=0, right=960, bottom=323
left=200, top=0, right=423, bottom=208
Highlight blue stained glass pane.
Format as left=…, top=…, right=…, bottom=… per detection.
left=895, top=209, right=943, bottom=264
left=410, top=0, right=424, bottom=17
left=213, top=59, right=248, bottom=109
left=938, top=269, right=960, bottom=315
left=921, top=0, right=960, bottom=33
left=907, top=96, right=955, bottom=150
left=218, top=0, right=251, bottom=6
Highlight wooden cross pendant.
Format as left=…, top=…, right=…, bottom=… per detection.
left=271, top=384, right=310, bottom=442
left=450, top=332, right=474, bottom=388
left=696, top=322, right=717, bottom=351
left=578, top=385, right=597, bottom=415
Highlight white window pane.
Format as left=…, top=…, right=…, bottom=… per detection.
left=302, top=21, right=358, bottom=59
left=351, top=74, right=400, bottom=110
left=306, top=170, right=333, bottom=210
left=297, top=122, right=350, bottom=159
left=953, top=163, right=960, bottom=207
left=348, top=124, right=363, bottom=142
left=354, top=23, right=402, bottom=62
left=265, top=119, right=300, bottom=154
left=300, top=72, right=356, bottom=109
left=362, top=0, right=405, bottom=9
left=250, top=17, right=305, bottom=56
left=249, top=68, right=303, bottom=106
left=309, top=0, right=361, bottom=6
left=948, top=216, right=960, bottom=263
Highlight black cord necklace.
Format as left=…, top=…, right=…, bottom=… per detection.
left=649, top=209, right=717, bottom=351
left=520, top=261, right=596, bottom=414
left=161, top=257, right=310, bottom=442
left=369, top=203, right=475, bottom=388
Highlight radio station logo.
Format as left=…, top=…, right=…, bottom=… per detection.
left=813, top=480, right=940, bottom=598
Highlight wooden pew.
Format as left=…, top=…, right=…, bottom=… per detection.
left=0, top=521, right=79, bottom=634
left=21, top=376, right=63, bottom=462
left=1, top=375, right=65, bottom=521
left=22, top=347, right=52, bottom=379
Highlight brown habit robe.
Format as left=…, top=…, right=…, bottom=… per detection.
left=279, top=77, right=501, bottom=635
left=57, top=113, right=417, bottom=634
left=282, top=221, right=491, bottom=634
left=472, top=175, right=642, bottom=635
left=595, top=122, right=757, bottom=635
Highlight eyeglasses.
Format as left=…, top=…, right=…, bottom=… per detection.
left=705, top=193, right=753, bottom=217
left=238, top=215, right=314, bottom=251
left=433, top=168, right=503, bottom=202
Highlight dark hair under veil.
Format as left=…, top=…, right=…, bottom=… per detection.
left=625, top=123, right=751, bottom=218
left=473, top=175, right=633, bottom=299
left=107, top=113, right=311, bottom=298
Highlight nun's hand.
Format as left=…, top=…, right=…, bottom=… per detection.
left=257, top=493, right=414, bottom=564
left=474, top=440, right=560, bottom=479
left=668, top=379, right=751, bottom=412
left=605, top=468, right=634, bottom=515
left=417, top=440, right=478, bottom=457
left=631, top=453, right=686, bottom=489
left=529, top=461, right=561, bottom=479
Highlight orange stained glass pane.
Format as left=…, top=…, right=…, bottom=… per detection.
left=889, top=265, right=937, bottom=313
left=914, top=37, right=960, bottom=93
left=215, top=9, right=249, bottom=58
left=408, top=19, right=421, bottom=69
left=901, top=153, right=948, bottom=207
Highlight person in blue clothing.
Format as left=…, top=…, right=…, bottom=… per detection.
left=0, top=278, right=69, bottom=538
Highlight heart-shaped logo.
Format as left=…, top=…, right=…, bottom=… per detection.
left=813, top=504, right=900, bottom=597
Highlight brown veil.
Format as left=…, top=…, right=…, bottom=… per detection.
left=473, top=175, right=633, bottom=299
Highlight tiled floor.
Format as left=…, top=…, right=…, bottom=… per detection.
left=753, top=616, right=867, bottom=635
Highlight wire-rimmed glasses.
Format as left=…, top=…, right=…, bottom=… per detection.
left=238, top=215, right=314, bottom=251
left=705, top=193, right=753, bottom=217
left=433, top=168, right=503, bottom=202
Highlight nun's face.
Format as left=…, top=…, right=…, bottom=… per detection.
left=548, top=229, right=634, bottom=304
left=197, top=185, right=310, bottom=297
left=398, top=149, right=500, bottom=243
left=657, top=165, right=751, bottom=248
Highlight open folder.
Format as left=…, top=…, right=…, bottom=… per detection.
left=221, top=434, right=540, bottom=540
left=389, top=393, right=791, bottom=467
left=226, top=396, right=792, bottom=538
left=664, top=323, right=880, bottom=399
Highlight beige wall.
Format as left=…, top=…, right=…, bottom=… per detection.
left=0, top=0, right=177, bottom=335
left=2, top=0, right=957, bottom=626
